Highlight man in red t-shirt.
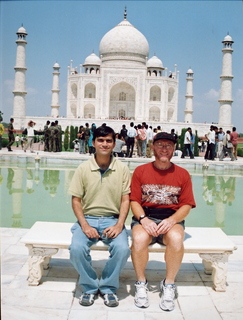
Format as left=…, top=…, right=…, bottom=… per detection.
left=130, top=132, right=196, bottom=311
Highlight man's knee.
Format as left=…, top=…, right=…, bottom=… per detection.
left=163, top=226, right=184, bottom=250
left=131, top=227, right=151, bottom=251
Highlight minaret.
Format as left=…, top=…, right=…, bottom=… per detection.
left=184, top=68, right=194, bottom=123
left=51, top=62, right=60, bottom=117
left=13, top=25, right=28, bottom=118
left=218, top=34, right=234, bottom=125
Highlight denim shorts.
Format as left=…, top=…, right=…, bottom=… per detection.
left=131, top=216, right=185, bottom=245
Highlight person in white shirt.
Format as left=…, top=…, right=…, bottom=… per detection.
left=146, top=125, right=153, bottom=158
left=126, top=122, right=137, bottom=158
left=181, top=127, right=194, bottom=159
left=23, top=121, right=37, bottom=153
left=204, top=125, right=216, bottom=160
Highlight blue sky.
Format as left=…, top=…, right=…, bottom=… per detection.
left=1, top=0, right=243, bottom=132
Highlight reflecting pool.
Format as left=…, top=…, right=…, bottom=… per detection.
left=0, top=162, right=243, bottom=235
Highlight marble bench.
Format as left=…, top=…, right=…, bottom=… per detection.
left=21, top=221, right=237, bottom=291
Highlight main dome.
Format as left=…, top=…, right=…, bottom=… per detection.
left=99, top=19, right=149, bottom=65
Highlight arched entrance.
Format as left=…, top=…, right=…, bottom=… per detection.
left=109, top=82, right=135, bottom=119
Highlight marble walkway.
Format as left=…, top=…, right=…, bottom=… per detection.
left=1, top=228, right=243, bottom=320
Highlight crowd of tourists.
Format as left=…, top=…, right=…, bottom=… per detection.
left=2, top=117, right=239, bottom=160
left=72, top=122, right=179, bottom=158
left=203, top=125, right=239, bottom=161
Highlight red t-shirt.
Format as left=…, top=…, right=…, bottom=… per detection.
left=130, top=162, right=196, bottom=211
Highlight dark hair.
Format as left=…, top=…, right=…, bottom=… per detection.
left=93, top=125, right=116, bottom=142
left=130, top=122, right=134, bottom=127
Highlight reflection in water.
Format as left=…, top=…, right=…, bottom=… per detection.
left=26, top=169, right=34, bottom=194
left=6, top=168, right=24, bottom=228
left=0, top=165, right=242, bottom=234
left=43, top=170, right=60, bottom=197
left=202, top=171, right=236, bottom=228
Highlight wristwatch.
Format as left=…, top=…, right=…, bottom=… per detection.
left=139, top=214, right=146, bottom=222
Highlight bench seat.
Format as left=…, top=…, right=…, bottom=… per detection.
left=21, top=221, right=237, bottom=291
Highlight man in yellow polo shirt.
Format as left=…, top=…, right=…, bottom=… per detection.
left=69, top=125, right=131, bottom=308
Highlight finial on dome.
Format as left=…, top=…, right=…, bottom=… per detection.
left=124, top=6, right=127, bottom=20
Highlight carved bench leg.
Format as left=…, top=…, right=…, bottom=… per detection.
left=200, top=253, right=230, bottom=292
left=26, top=245, right=58, bottom=286
left=202, top=259, right=213, bottom=275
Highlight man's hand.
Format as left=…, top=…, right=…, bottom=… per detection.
left=140, top=218, right=160, bottom=237
left=103, top=224, right=123, bottom=239
left=82, top=224, right=100, bottom=239
left=157, top=217, right=176, bottom=234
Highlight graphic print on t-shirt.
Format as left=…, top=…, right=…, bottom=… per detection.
left=141, top=184, right=181, bottom=205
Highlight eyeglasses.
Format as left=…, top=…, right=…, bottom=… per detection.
left=154, top=143, right=174, bottom=150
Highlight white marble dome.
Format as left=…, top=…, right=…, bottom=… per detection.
left=223, top=34, right=233, bottom=42
left=53, top=62, right=60, bottom=68
left=99, top=19, right=149, bottom=63
left=84, top=53, right=101, bottom=66
left=147, top=55, right=163, bottom=69
left=187, top=68, right=193, bottom=74
left=17, top=26, right=27, bottom=34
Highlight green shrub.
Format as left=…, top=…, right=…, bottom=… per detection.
left=237, top=148, right=243, bottom=157
left=1, top=138, right=9, bottom=148
left=69, top=126, right=75, bottom=149
left=194, top=130, right=199, bottom=156
left=64, top=126, right=69, bottom=151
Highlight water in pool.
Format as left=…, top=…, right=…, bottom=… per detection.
left=0, top=163, right=242, bottom=235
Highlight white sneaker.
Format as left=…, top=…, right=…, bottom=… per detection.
left=159, top=279, right=178, bottom=311
left=134, top=281, right=149, bottom=308
left=79, top=293, right=97, bottom=306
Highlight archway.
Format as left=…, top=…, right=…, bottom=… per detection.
left=109, top=82, right=135, bottom=119
left=84, top=83, right=96, bottom=98
left=71, top=83, right=77, bottom=99
left=70, top=103, right=77, bottom=117
left=84, top=104, right=95, bottom=118
left=149, top=106, right=160, bottom=121
left=150, top=85, right=161, bottom=101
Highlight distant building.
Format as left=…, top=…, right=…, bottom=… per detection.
left=12, top=10, right=234, bottom=136
left=66, top=9, right=179, bottom=122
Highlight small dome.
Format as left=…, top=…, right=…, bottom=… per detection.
left=187, top=68, right=193, bottom=74
left=83, top=53, right=101, bottom=66
left=223, top=34, right=233, bottom=42
left=53, top=62, right=60, bottom=68
left=17, top=26, right=27, bottom=34
left=147, top=55, right=163, bottom=69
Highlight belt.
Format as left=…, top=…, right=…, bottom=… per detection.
left=143, top=207, right=175, bottom=219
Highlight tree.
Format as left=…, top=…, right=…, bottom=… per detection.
left=179, top=128, right=187, bottom=151
left=194, top=130, right=199, bottom=156
left=64, top=126, right=69, bottom=151
left=69, top=126, right=75, bottom=149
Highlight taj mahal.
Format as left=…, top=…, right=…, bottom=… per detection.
left=12, top=10, right=234, bottom=135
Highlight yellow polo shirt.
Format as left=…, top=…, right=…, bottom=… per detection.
left=68, top=155, right=131, bottom=217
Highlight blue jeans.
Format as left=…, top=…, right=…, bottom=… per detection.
left=79, top=139, right=86, bottom=153
left=69, top=217, right=130, bottom=294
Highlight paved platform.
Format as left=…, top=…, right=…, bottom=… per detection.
left=1, top=228, right=243, bottom=320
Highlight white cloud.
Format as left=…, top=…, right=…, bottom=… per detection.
left=204, top=88, right=220, bottom=100
left=4, top=79, right=14, bottom=90
left=236, top=88, right=243, bottom=102
left=26, top=87, right=38, bottom=95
